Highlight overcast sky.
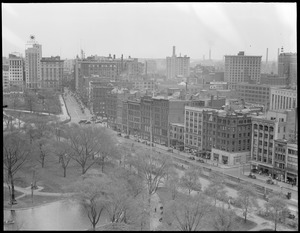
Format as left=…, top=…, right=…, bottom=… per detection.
left=2, top=2, right=297, bottom=60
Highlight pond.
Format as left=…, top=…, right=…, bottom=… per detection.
left=4, top=199, right=109, bottom=230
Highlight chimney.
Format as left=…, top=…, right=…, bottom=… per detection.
left=173, top=46, right=176, bottom=56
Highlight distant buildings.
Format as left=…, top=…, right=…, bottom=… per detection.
left=260, top=73, right=287, bottom=86
left=41, top=56, right=64, bottom=90
left=278, top=52, right=297, bottom=86
left=235, top=83, right=271, bottom=107
left=8, top=53, right=24, bottom=90
left=269, top=86, right=297, bottom=111
left=166, top=46, right=190, bottom=79
left=2, top=62, right=9, bottom=90
left=225, top=51, right=262, bottom=89
left=25, top=42, right=42, bottom=89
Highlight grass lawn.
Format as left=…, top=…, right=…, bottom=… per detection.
left=3, top=187, right=24, bottom=203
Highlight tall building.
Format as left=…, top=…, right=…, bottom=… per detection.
left=2, top=63, right=9, bottom=90
left=184, top=106, right=252, bottom=165
left=269, top=86, right=297, bottom=111
left=41, top=56, right=64, bottom=90
left=278, top=52, right=297, bottom=86
left=25, top=39, right=42, bottom=89
left=225, top=51, right=262, bottom=89
left=8, top=53, right=24, bottom=90
left=250, top=109, right=297, bottom=178
left=166, top=46, right=190, bottom=79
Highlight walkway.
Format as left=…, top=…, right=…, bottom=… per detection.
left=3, top=183, right=72, bottom=199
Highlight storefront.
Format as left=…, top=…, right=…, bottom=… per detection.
left=273, top=168, right=285, bottom=181
left=286, top=172, right=297, bottom=186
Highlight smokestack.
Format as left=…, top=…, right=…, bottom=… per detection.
left=173, top=46, right=176, bottom=56
left=113, top=54, right=116, bottom=59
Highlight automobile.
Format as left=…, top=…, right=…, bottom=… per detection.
left=189, top=156, right=195, bottom=160
left=95, top=120, right=102, bottom=124
left=117, top=133, right=122, bottom=137
left=288, top=212, right=295, bottom=219
left=197, top=159, right=205, bottom=163
left=251, top=169, right=259, bottom=173
left=4, top=220, right=15, bottom=225
left=124, top=135, right=130, bottom=139
left=248, top=173, right=256, bottom=179
left=266, top=178, right=274, bottom=185
left=142, top=141, right=147, bottom=144
left=85, top=121, right=91, bottom=124
left=79, top=119, right=87, bottom=124
left=167, top=148, right=173, bottom=153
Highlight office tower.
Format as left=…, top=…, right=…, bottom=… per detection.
left=278, top=52, right=297, bottom=86
left=166, top=46, right=190, bottom=79
left=225, top=51, right=262, bottom=89
left=25, top=37, right=42, bottom=89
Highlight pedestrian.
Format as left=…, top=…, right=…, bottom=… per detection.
left=155, top=208, right=156, bottom=212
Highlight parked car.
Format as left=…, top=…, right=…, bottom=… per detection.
left=197, top=159, right=205, bottom=163
left=95, top=120, right=102, bottom=124
left=85, top=121, right=91, bottom=124
left=288, top=212, right=295, bottom=219
left=124, top=135, right=130, bottom=139
left=167, top=148, right=173, bottom=153
left=189, top=156, right=195, bottom=160
left=79, top=119, right=87, bottom=124
left=251, top=169, right=259, bottom=173
left=266, top=178, right=274, bottom=185
left=248, top=173, right=256, bottom=179
left=117, top=133, right=122, bottom=137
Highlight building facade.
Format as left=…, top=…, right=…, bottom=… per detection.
left=235, top=83, right=271, bottom=106
left=278, top=52, right=297, bottom=86
left=25, top=43, right=42, bottom=89
left=8, top=53, right=24, bottom=90
left=225, top=51, right=262, bottom=89
left=169, top=123, right=184, bottom=150
left=250, top=109, right=296, bottom=178
left=2, top=63, right=9, bottom=90
left=269, top=87, right=297, bottom=111
left=166, top=46, right=190, bottom=79
left=40, top=56, right=64, bottom=90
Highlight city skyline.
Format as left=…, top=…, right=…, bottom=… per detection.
left=2, top=3, right=297, bottom=60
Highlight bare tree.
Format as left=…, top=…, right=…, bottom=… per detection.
left=265, top=195, right=289, bottom=231
left=23, top=90, right=38, bottom=112
left=68, top=177, right=107, bottom=231
left=3, top=132, right=31, bottom=204
left=179, top=166, right=202, bottom=195
left=211, top=203, right=237, bottom=231
left=204, top=173, right=228, bottom=206
left=165, top=167, right=180, bottom=200
left=164, top=193, right=212, bottom=231
left=236, top=183, right=259, bottom=223
left=66, top=124, right=119, bottom=174
left=51, top=140, right=73, bottom=177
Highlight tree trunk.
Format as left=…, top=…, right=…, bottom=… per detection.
left=63, top=167, right=67, bottom=177
left=244, top=211, right=247, bottom=223
left=10, top=175, right=16, bottom=203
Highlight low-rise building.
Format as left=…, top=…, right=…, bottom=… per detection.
left=169, top=122, right=184, bottom=150
left=270, top=86, right=297, bottom=111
